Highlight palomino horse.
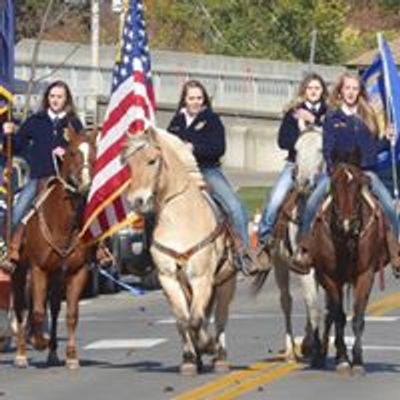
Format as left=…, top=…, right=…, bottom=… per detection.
left=12, top=128, right=95, bottom=369
left=254, top=127, right=323, bottom=365
left=122, top=127, right=236, bottom=375
left=303, top=160, right=389, bottom=373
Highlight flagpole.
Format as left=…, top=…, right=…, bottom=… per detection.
left=5, top=104, right=13, bottom=249
left=377, top=32, right=400, bottom=225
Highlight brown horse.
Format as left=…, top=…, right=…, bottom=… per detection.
left=12, top=128, right=96, bottom=369
left=122, top=127, right=236, bottom=376
left=303, top=161, right=390, bottom=374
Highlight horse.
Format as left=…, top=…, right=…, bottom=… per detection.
left=122, top=127, right=236, bottom=376
left=253, top=126, right=324, bottom=365
left=12, top=127, right=96, bottom=369
left=303, top=159, right=390, bottom=374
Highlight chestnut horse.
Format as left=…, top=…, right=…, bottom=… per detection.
left=304, top=161, right=389, bottom=374
left=12, top=128, right=95, bottom=369
left=253, top=127, right=323, bottom=365
left=122, top=127, right=236, bottom=376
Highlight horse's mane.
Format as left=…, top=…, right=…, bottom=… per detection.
left=123, top=127, right=205, bottom=188
left=154, top=127, right=206, bottom=188
left=295, top=126, right=324, bottom=188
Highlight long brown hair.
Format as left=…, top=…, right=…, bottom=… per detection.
left=285, top=73, right=328, bottom=112
left=177, top=80, right=212, bottom=111
left=40, top=80, right=77, bottom=116
left=328, top=72, right=379, bottom=136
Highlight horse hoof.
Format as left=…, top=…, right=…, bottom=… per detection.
left=47, top=352, right=61, bottom=367
left=180, top=362, right=197, bottom=376
left=352, top=365, right=366, bottom=376
left=336, top=361, right=351, bottom=375
left=214, top=359, right=230, bottom=373
left=14, top=355, right=28, bottom=368
left=66, top=358, right=80, bottom=370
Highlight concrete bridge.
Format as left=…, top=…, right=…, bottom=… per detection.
left=14, top=39, right=345, bottom=176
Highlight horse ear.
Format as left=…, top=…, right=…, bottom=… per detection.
left=146, top=126, right=158, bottom=145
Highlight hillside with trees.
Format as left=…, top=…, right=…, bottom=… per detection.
left=15, top=0, right=400, bottom=65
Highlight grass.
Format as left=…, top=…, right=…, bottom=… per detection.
left=237, top=186, right=271, bottom=217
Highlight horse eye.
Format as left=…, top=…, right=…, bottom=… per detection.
left=148, top=159, right=157, bottom=166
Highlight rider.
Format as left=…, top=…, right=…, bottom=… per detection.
left=257, top=73, right=328, bottom=257
left=0, top=80, right=84, bottom=272
left=294, top=72, right=400, bottom=269
left=167, top=79, right=259, bottom=274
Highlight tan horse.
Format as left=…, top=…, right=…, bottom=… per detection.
left=12, top=128, right=96, bottom=369
left=122, top=127, right=236, bottom=376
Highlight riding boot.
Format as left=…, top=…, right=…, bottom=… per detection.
left=234, top=246, right=263, bottom=276
left=385, top=230, right=400, bottom=277
left=0, top=224, right=25, bottom=274
left=292, top=233, right=313, bottom=275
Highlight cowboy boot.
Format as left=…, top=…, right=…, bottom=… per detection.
left=234, top=245, right=263, bottom=276
left=292, top=233, right=313, bottom=275
left=0, top=224, right=25, bottom=274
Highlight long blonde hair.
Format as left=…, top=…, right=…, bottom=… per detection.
left=285, top=73, right=328, bottom=112
left=328, top=72, right=379, bottom=137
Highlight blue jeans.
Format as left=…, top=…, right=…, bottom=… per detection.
left=12, top=179, right=38, bottom=231
left=258, top=162, right=295, bottom=243
left=366, top=171, right=399, bottom=237
left=299, top=173, right=330, bottom=235
left=201, top=167, right=249, bottom=246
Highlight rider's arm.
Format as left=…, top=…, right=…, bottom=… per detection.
left=322, top=114, right=337, bottom=174
left=277, top=110, right=299, bottom=151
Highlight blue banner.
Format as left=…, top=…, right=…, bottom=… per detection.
left=363, top=37, right=400, bottom=172
left=0, top=0, right=15, bottom=115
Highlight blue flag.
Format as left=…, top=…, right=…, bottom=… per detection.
left=0, top=0, right=15, bottom=116
left=362, top=36, right=400, bottom=171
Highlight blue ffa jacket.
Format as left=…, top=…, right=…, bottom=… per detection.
left=167, top=108, right=226, bottom=168
left=278, top=101, right=327, bottom=162
left=322, top=109, right=384, bottom=174
left=12, top=111, right=84, bottom=179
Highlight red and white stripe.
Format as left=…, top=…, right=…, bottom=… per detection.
left=82, top=60, right=156, bottom=242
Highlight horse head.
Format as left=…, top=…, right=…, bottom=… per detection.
left=330, top=158, right=367, bottom=236
left=58, top=127, right=96, bottom=195
left=122, top=127, right=163, bottom=214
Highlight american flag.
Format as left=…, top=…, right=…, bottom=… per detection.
left=81, top=0, right=156, bottom=242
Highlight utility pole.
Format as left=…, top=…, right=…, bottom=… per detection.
left=91, top=0, right=100, bottom=95
left=308, top=28, right=317, bottom=69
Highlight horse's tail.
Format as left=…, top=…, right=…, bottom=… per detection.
left=251, top=269, right=273, bottom=296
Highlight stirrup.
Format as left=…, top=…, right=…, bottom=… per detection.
left=0, top=258, right=17, bottom=275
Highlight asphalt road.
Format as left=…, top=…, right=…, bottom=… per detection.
left=1, top=272, right=400, bottom=400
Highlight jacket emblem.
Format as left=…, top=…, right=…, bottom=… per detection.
left=194, top=120, right=207, bottom=131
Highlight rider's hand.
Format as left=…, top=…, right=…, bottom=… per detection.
left=384, top=124, right=395, bottom=143
left=294, top=108, right=316, bottom=125
left=2, top=122, right=15, bottom=135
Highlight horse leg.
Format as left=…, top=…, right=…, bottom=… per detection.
left=330, top=286, right=350, bottom=373
left=47, top=271, right=63, bottom=366
left=320, top=293, right=334, bottom=366
left=213, top=273, right=236, bottom=373
left=274, top=262, right=296, bottom=361
left=299, top=270, right=322, bottom=367
left=64, top=265, right=87, bottom=370
left=12, top=263, right=29, bottom=368
left=30, top=265, right=50, bottom=351
left=189, top=273, right=215, bottom=355
left=351, top=269, right=374, bottom=375
left=158, top=273, right=198, bottom=376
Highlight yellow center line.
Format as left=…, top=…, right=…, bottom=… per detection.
left=366, top=291, right=400, bottom=316
left=175, top=290, right=400, bottom=399
left=173, top=360, right=282, bottom=400
left=210, top=362, right=302, bottom=400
